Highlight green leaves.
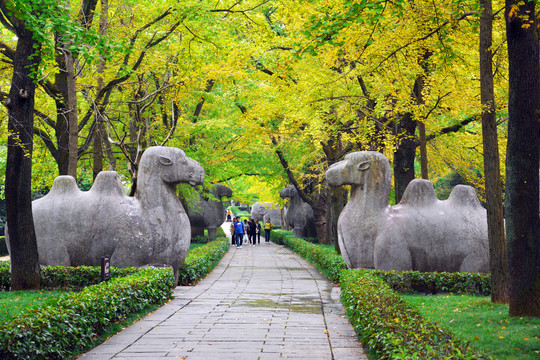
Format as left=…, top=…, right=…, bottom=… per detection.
left=340, top=270, right=491, bottom=359
left=0, top=267, right=174, bottom=359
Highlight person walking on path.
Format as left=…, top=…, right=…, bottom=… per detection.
left=229, top=221, right=236, bottom=245
left=255, top=221, right=262, bottom=244
left=243, top=219, right=250, bottom=245
left=234, top=217, right=245, bottom=248
left=226, top=209, right=232, bottom=222
left=248, top=218, right=257, bottom=246
left=264, top=218, right=273, bottom=242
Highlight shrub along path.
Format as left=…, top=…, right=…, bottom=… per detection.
left=81, top=229, right=366, bottom=360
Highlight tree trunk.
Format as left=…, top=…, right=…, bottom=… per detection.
left=66, top=51, right=78, bottom=179
left=327, top=185, right=346, bottom=254
left=5, top=26, right=41, bottom=290
left=418, top=122, right=428, bottom=179
left=480, top=0, right=508, bottom=303
left=313, top=187, right=328, bottom=245
left=55, top=107, right=70, bottom=175
left=393, top=112, right=417, bottom=203
left=505, top=0, right=540, bottom=317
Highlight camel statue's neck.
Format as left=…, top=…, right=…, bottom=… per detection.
left=349, top=183, right=389, bottom=213
left=136, top=174, right=183, bottom=211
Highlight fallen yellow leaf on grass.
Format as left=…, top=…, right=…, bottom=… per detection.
left=524, top=337, right=529, bottom=341
left=474, top=336, right=480, bottom=340
left=501, top=326, right=506, bottom=329
left=498, top=335, right=504, bottom=339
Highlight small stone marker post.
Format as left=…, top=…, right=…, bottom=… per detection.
left=101, top=256, right=111, bottom=282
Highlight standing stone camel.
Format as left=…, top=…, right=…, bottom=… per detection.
left=7, top=146, right=204, bottom=281
left=326, top=151, right=489, bottom=273
left=186, top=184, right=233, bottom=240
left=279, top=185, right=316, bottom=238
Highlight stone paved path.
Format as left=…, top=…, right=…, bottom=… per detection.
left=81, top=236, right=367, bottom=359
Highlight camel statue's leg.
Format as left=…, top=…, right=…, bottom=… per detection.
left=373, top=232, right=413, bottom=271
left=207, top=227, right=217, bottom=240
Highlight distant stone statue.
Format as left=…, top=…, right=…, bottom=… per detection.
left=185, top=184, right=232, bottom=240
left=251, top=202, right=282, bottom=226
left=7, top=146, right=205, bottom=283
left=279, top=185, right=316, bottom=238
left=326, top=151, right=489, bottom=273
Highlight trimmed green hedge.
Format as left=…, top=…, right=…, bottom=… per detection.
left=0, top=261, right=140, bottom=291
left=229, top=206, right=250, bottom=219
left=0, top=238, right=230, bottom=359
left=178, top=237, right=229, bottom=285
left=371, top=269, right=491, bottom=296
left=0, top=268, right=174, bottom=360
left=270, top=230, right=346, bottom=282
left=341, top=270, right=490, bottom=360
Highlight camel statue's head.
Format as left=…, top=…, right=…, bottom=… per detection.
left=326, top=151, right=391, bottom=189
left=280, top=185, right=297, bottom=199
left=138, top=146, right=205, bottom=187
left=214, top=184, right=233, bottom=199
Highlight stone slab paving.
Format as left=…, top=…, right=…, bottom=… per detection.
left=81, top=234, right=367, bottom=360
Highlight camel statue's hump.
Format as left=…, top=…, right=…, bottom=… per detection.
left=399, top=179, right=438, bottom=207
left=88, top=171, right=126, bottom=197
left=447, top=185, right=483, bottom=209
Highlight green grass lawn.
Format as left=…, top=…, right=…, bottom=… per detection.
left=0, top=290, right=67, bottom=322
left=402, top=294, right=540, bottom=360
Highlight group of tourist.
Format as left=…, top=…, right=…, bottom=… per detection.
left=228, top=215, right=273, bottom=248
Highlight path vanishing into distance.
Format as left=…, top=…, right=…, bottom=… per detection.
left=81, top=227, right=367, bottom=360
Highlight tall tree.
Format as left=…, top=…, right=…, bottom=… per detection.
left=0, top=0, right=43, bottom=290
left=504, top=0, right=540, bottom=317
left=480, top=0, right=508, bottom=303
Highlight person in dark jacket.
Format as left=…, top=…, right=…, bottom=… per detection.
left=255, top=221, right=262, bottom=244
left=248, top=218, right=257, bottom=246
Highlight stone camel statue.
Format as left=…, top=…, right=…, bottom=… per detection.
left=279, top=185, right=316, bottom=238
left=185, top=184, right=233, bottom=240
left=7, top=146, right=205, bottom=283
left=251, top=202, right=282, bottom=226
left=326, top=151, right=489, bottom=273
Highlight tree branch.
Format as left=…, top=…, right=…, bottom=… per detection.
left=421, top=115, right=479, bottom=145
left=271, top=135, right=315, bottom=207
left=34, top=127, right=59, bottom=160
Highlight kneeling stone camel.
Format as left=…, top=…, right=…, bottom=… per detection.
left=8, top=146, right=204, bottom=281
left=326, top=151, right=489, bottom=273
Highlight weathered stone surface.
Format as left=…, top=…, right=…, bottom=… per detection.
left=251, top=202, right=282, bottom=226
left=8, top=146, right=204, bottom=279
left=186, top=184, right=232, bottom=240
left=326, top=151, right=489, bottom=273
left=280, top=185, right=316, bottom=238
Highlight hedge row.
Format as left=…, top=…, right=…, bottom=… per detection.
left=371, top=269, right=491, bottom=296
left=0, top=268, right=174, bottom=360
left=0, top=238, right=230, bottom=359
left=0, top=261, right=140, bottom=291
left=271, top=233, right=492, bottom=359
left=270, top=230, right=346, bottom=282
left=178, top=237, right=229, bottom=285
left=341, top=270, right=490, bottom=359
